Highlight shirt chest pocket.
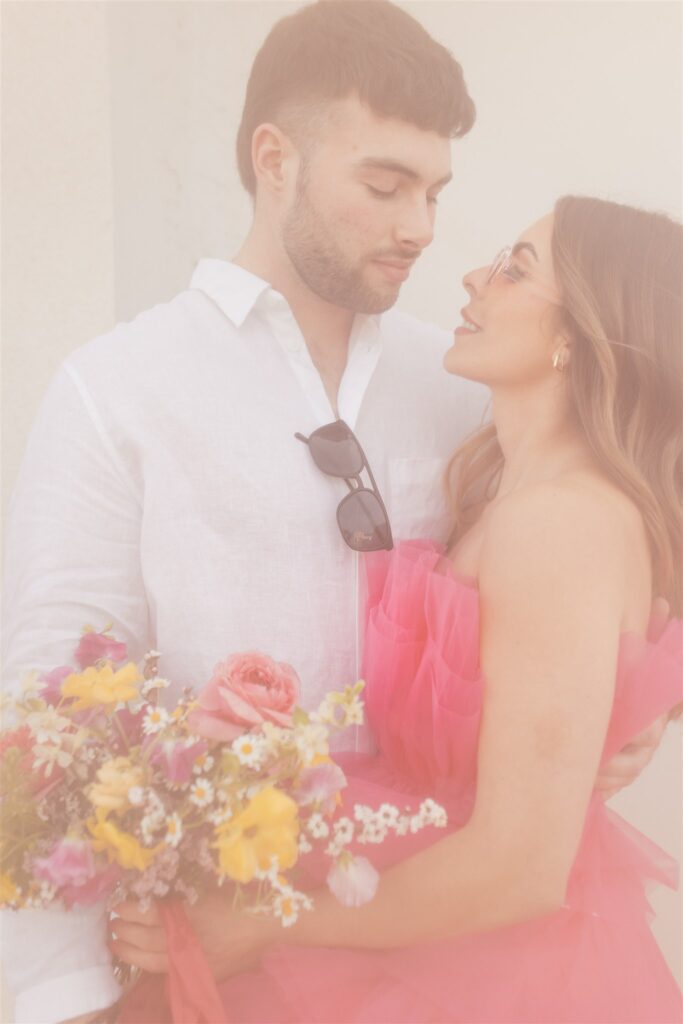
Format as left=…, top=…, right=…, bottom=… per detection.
left=386, top=457, right=453, bottom=544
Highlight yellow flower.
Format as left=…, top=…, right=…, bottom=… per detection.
left=61, top=662, right=140, bottom=711
left=88, top=757, right=144, bottom=814
left=0, top=872, right=19, bottom=905
left=212, top=787, right=299, bottom=884
left=87, top=810, right=162, bottom=870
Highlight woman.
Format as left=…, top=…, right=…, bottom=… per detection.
left=112, top=196, right=683, bottom=1023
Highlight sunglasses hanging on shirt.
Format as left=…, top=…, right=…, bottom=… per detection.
left=295, top=420, right=394, bottom=552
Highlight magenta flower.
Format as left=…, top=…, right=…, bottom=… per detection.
left=296, top=761, right=347, bottom=814
left=60, top=863, right=123, bottom=909
left=327, top=854, right=379, bottom=907
left=188, top=652, right=300, bottom=742
left=39, top=666, right=72, bottom=705
left=33, top=837, right=96, bottom=889
left=151, top=738, right=208, bottom=785
left=74, top=630, right=128, bottom=670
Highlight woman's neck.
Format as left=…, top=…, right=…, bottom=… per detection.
left=491, top=384, right=593, bottom=498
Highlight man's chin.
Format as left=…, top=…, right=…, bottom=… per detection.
left=352, top=280, right=402, bottom=315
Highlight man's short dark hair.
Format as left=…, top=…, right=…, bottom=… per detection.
left=236, top=0, right=476, bottom=195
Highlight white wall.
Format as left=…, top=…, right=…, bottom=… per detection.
left=2, top=2, right=681, bottom=1012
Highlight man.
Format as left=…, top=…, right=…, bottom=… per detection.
left=2, top=3, right=668, bottom=1022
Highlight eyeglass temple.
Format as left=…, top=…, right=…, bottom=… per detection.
left=294, top=432, right=309, bottom=445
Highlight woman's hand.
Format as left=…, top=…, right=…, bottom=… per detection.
left=109, top=899, right=167, bottom=973
left=110, top=890, right=279, bottom=980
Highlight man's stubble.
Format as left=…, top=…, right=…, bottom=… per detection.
left=282, top=164, right=401, bottom=315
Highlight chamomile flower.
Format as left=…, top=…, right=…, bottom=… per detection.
left=306, top=813, right=329, bottom=839
left=232, top=733, right=265, bottom=769
left=165, top=813, right=183, bottom=848
left=190, top=778, right=214, bottom=808
left=193, top=753, right=215, bottom=775
left=141, top=676, right=170, bottom=697
left=142, top=705, right=170, bottom=735
left=273, top=888, right=302, bottom=927
left=419, top=798, right=447, bottom=828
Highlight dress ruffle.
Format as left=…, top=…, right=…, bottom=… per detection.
left=218, top=541, right=682, bottom=1023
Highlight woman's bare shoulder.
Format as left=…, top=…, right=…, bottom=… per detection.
left=479, top=472, right=651, bottom=629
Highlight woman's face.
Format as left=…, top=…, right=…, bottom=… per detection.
left=444, top=214, right=566, bottom=388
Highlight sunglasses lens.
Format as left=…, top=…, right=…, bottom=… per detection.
left=337, top=490, right=393, bottom=552
left=308, top=421, right=364, bottom=478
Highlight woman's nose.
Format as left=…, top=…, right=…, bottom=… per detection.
left=462, top=264, right=490, bottom=297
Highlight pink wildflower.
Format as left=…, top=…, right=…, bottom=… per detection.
left=296, top=761, right=347, bottom=815
left=327, top=854, right=379, bottom=907
left=33, top=837, right=95, bottom=889
left=60, top=863, right=123, bottom=909
left=151, top=738, right=208, bottom=785
left=74, top=630, right=128, bottom=670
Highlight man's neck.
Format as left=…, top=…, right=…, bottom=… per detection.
left=235, top=229, right=355, bottom=413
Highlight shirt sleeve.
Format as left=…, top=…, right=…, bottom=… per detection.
left=2, top=904, right=122, bottom=1024
left=2, top=360, right=148, bottom=1020
left=2, top=358, right=149, bottom=688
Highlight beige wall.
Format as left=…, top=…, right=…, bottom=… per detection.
left=2, top=1, right=681, bottom=1014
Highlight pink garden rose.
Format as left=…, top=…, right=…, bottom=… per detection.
left=188, top=652, right=300, bottom=742
left=34, top=837, right=95, bottom=889
left=75, top=629, right=128, bottom=670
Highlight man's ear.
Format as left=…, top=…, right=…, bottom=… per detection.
left=251, top=123, right=299, bottom=197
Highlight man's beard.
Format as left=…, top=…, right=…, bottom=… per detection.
left=282, top=175, right=402, bottom=314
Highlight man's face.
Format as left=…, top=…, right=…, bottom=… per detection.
left=281, top=96, right=452, bottom=314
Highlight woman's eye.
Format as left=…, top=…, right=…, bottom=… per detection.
left=366, top=185, right=397, bottom=199
left=502, top=264, right=527, bottom=282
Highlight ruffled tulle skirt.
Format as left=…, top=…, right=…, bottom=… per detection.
left=217, top=754, right=681, bottom=1024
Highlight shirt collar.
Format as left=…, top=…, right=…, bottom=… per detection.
left=190, top=257, right=382, bottom=336
left=190, top=259, right=271, bottom=328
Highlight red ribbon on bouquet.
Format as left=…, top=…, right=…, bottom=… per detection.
left=118, top=901, right=225, bottom=1024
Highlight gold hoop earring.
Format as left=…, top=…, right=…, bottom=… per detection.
left=552, top=348, right=567, bottom=372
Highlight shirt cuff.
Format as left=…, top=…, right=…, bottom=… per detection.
left=13, top=966, right=121, bottom=1024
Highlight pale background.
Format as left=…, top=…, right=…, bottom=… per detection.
left=2, top=0, right=681, bottom=1015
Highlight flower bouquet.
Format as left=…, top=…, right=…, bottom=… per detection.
left=0, top=627, right=447, bottom=1022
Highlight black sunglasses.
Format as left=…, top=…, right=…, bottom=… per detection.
left=295, top=420, right=394, bottom=552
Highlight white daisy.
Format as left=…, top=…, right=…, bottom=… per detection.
left=142, top=675, right=171, bottom=697
left=142, top=705, right=170, bottom=735
left=231, top=733, right=265, bottom=769
left=165, top=813, right=183, bottom=848
left=293, top=723, right=329, bottom=764
left=190, top=778, right=214, bottom=808
left=193, top=753, right=215, bottom=775
left=128, top=786, right=145, bottom=807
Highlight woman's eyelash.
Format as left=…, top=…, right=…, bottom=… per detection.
left=503, top=264, right=527, bottom=282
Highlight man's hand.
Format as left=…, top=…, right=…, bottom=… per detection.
left=595, top=596, right=677, bottom=801
left=595, top=712, right=669, bottom=800
left=110, top=891, right=278, bottom=980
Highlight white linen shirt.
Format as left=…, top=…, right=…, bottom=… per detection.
left=2, top=260, right=489, bottom=1023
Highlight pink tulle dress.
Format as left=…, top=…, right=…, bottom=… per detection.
left=219, top=540, right=683, bottom=1024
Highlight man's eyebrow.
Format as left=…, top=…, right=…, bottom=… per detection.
left=355, top=157, right=452, bottom=189
left=512, top=241, right=539, bottom=261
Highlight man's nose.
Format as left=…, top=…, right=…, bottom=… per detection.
left=395, top=198, right=435, bottom=251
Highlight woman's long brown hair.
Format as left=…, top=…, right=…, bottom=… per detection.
left=445, top=196, right=683, bottom=613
